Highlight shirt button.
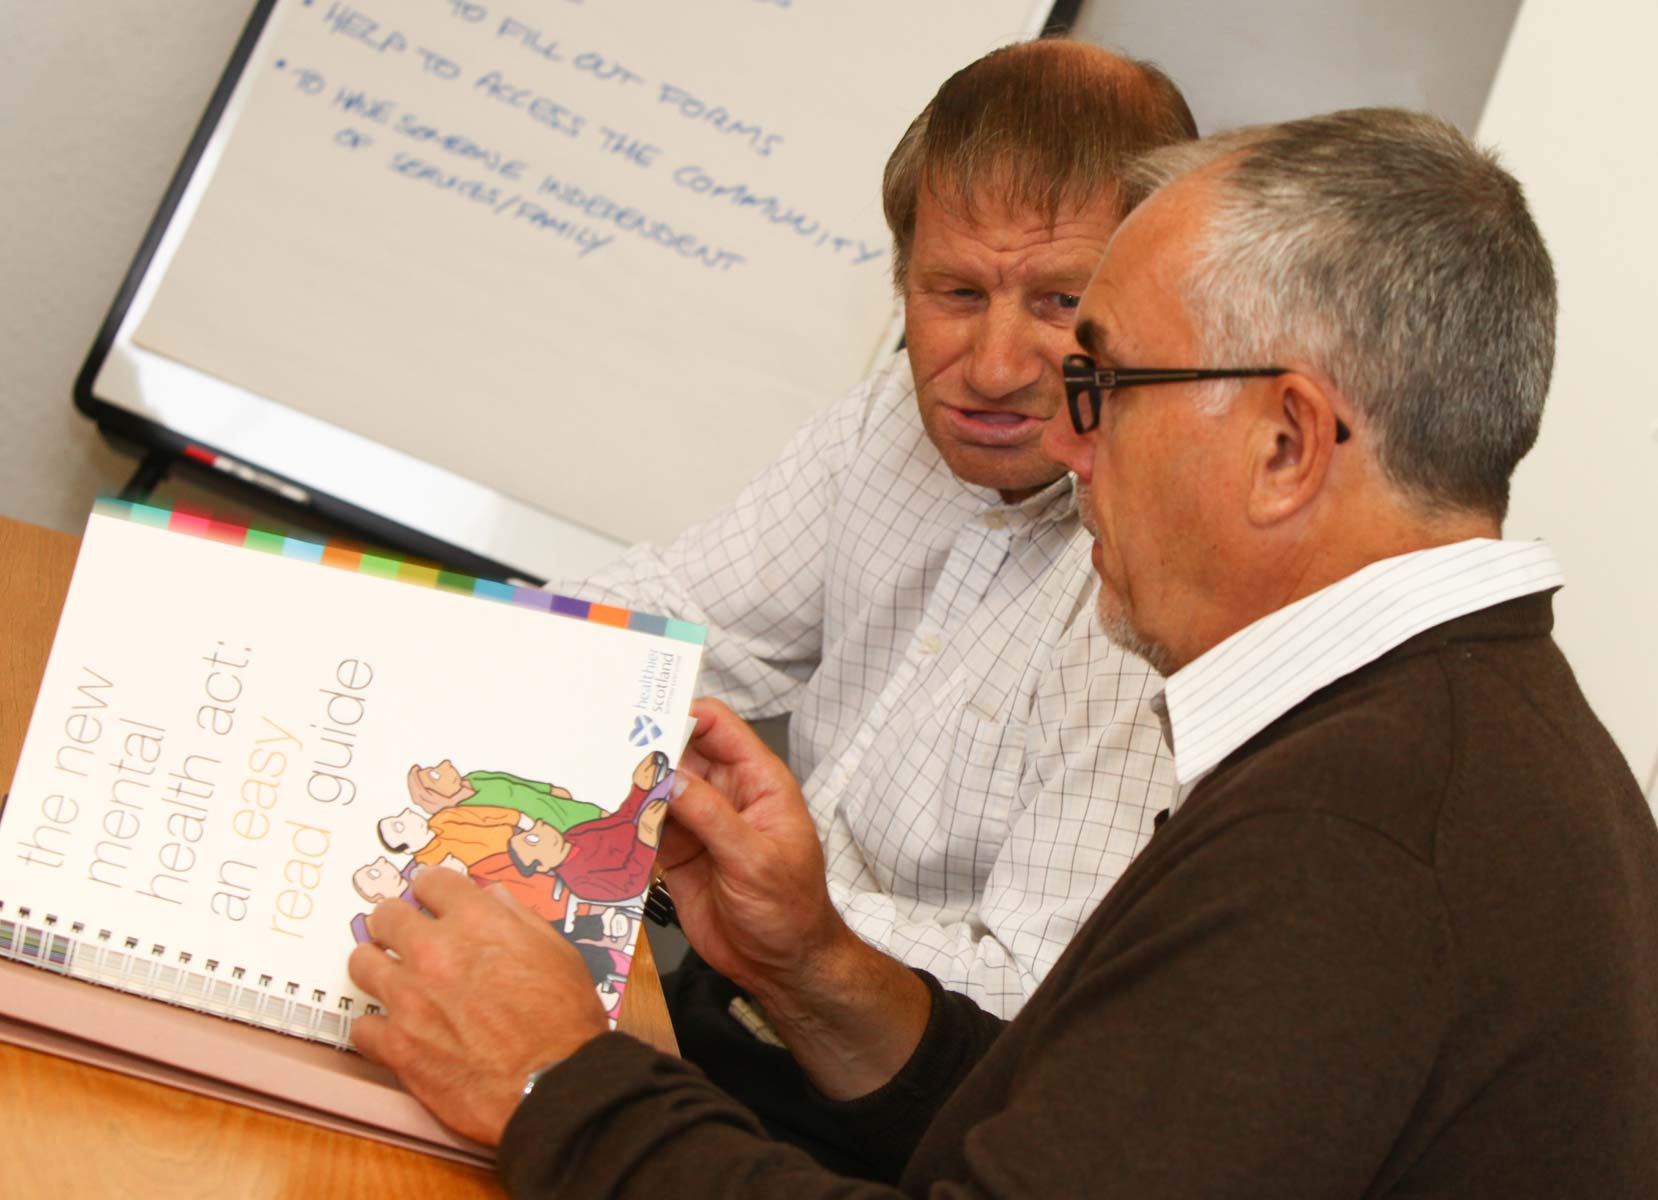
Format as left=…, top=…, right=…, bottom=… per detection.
left=983, top=511, right=1008, bottom=530
left=918, top=633, right=943, bottom=655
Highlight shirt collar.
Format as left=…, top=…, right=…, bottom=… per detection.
left=1155, top=538, right=1564, bottom=809
left=960, top=470, right=1077, bottom=532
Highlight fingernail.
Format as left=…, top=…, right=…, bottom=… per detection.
left=668, top=773, right=689, bottom=802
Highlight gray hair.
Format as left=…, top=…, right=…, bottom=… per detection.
left=1127, top=108, right=1556, bottom=519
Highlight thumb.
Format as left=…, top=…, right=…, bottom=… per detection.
left=666, top=770, right=761, bottom=875
left=685, top=698, right=786, bottom=782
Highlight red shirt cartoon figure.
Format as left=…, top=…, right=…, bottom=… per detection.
left=506, top=751, right=671, bottom=903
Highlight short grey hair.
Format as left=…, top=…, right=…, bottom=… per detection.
left=1128, top=108, right=1556, bottom=519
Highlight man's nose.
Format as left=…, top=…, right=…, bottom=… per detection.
left=963, top=302, right=1043, bottom=400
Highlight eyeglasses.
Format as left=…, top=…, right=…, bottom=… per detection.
left=1062, top=353, right=1350, bottom=442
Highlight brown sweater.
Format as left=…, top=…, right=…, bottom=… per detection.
left=501, top=594, right=1658, bottom=1198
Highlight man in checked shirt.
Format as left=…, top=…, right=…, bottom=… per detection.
left=553, top=38, right=1193, bottom=1166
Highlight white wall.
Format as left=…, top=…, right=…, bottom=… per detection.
left=0, top=1, right=252, bottom=532
left=1070, top=0, right=1519, bottom=134
left=1477, top=1, right=1658, bottom=798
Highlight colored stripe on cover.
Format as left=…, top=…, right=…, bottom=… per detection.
left=90, top=497, right=706, bottom=645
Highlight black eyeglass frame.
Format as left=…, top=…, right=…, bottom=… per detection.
left=1062, top=354, right=1350, bottom=442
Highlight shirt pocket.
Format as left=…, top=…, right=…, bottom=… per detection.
left=944, top=706, right=1025, bottom=881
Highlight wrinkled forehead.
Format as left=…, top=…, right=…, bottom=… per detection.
left=921, top=169, right=1122, bottom=239
left=909, top=188, right=1126, bottom=291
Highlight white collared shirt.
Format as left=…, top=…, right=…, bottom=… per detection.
left=561, top=354, right=1173, bottom=1016
left=1158, top=539, right=1565, bottom=812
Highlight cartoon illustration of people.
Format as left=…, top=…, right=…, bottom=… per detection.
left=567, top=905, right=639, bottom=950
left=469, top=851, right=576, bottom=926
left=406, top=759, right=603, bottom=829
left=353, top=855, right=414, bottom=906
left=583, top=945, right=633, bottom=1021
left=353, top=750, right=672, bottom=1015
left=346, top=852, right=465, bottom=943
left=506, top=751, right=671, bottom=903
left=378, top=803, right=525, bottom=868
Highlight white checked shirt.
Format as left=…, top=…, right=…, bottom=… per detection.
left=564, top=354, right=1172, bottom=1016
left=1157, top=538, right=1566, bottom=811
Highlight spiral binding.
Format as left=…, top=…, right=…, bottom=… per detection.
left=0, top=901, right=355, bottom=1049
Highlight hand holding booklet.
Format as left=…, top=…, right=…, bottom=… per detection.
left=0, top=501, right=703, bottom=1163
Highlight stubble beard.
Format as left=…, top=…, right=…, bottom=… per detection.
left=1076, top=482, right=1178, bottom=677
left=1096, top=595, right=1178, bottom=677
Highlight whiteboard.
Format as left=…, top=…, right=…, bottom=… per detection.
left=1477, top=0, right=1658, bottom=798
left=78, top=0, right=1056, bottom=580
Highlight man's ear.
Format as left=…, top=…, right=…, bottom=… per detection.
left=1246, top=372, right=1346, bottom=527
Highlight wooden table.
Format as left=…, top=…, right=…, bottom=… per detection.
left=0, top=514, right=677, bottom=1196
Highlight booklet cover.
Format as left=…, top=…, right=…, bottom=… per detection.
left=0, top=501, right=702, bottom=1159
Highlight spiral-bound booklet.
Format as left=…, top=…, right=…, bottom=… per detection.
left=0, top=501, right=703, bottom=1162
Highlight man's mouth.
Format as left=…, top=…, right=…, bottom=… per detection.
left=945, top=406, right=1043, bottom=445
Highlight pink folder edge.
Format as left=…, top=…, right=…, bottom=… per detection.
left=0, top=958, right=490, bottom=1167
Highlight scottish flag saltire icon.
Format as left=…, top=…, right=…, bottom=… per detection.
left=630, top=715, right=663, bottom=747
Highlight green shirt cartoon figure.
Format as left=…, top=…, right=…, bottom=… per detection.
left=406, top=759, right=602, bottom=831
